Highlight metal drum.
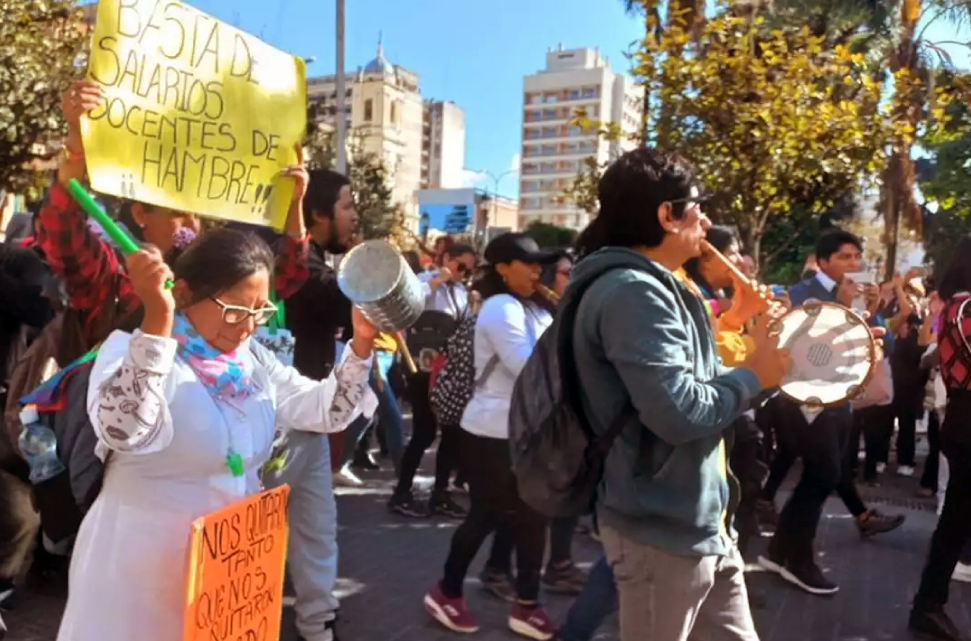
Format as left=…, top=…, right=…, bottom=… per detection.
left=337, top=240, right=425, bottom=332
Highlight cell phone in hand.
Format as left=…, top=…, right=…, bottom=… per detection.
left=845, top=271, right=876, bottom=285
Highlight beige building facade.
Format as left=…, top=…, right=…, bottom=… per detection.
left=519, top=46, right=641, bottom=230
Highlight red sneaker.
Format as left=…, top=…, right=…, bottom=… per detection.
left=423, top=583, right=479, bottom=633
left=509, top=603, right=556, bottom=640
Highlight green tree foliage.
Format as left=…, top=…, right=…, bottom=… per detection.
left=0, top=0, right=86, bottom=197
left=523, top=221, right=578, bottom=248
left=918, top=87, right=971, bottom=275
left=304, top=128, right=405, bottom=241
left=571, top=4, right=932, bottom=274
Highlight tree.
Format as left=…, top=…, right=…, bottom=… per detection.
left=0, top=0, right=86, bottom=197
left=304, top=127, right=406, bottom=241
left=523, top=221, right=578, bottom=248
left=575, top=7, right=910, bottom=274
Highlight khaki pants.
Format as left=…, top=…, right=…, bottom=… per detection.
left=601, top=526, right=759, bottom=641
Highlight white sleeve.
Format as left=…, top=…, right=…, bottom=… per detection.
left=87, top=329, right=177, bottom=455
left=418, top=270, right=436, bottom=303
left=478, top=295, right=536, bottom=377
left=268, top=339, right=378, bottom=434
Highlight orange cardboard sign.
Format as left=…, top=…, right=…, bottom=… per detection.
left=183, top=485, right=290, bottom=641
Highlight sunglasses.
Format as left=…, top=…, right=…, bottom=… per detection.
left=211, top=298, right=279, bottom=326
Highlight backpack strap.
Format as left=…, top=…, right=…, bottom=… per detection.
left=475, top=355, right=499, bottom=388
left=595, top=402, right=636, bottom=455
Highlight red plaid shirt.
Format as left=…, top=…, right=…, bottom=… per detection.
left=938, top=292, right=971, bottom=391
left=37, top=183, right=310, bottom=342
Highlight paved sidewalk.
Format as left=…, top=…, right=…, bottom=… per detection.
left=4, top=461, right=970, bottom=641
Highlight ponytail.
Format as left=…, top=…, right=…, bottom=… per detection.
left=575, top=215, right=608, bottom=259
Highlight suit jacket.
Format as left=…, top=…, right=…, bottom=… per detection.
left=788, top=274, right=836, bottom=308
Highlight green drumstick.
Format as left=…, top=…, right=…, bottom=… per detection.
left=65, top=179, right=174, bottom=288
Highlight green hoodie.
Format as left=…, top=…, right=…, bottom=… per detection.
left=570, top=247, right=761, bottom=557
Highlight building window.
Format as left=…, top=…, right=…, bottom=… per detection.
left=542, top=126, right=556, bottom=138
left=364, top=99, right=373, bottom=122
left=543, top=93, right=557, bottom=103
left=568, top=89, right=580, bottom=100
left=568, top=126, right=582, bottom=138
left=581, top=87, right=597, bottom=99
left=539, top=162, right=555, bottom=174
left=542, top=108, right=556, bottom=120
left=522, top=163, right=538, bottom=175
left=525, top=93, right=538, bottom=105
left=524, top=128, right=540, bottom=140
left=541, top=144, right=555, bottom=156
left=390, top=101, right=397, bottom=124
left=525, top=110, right=541, bottom=123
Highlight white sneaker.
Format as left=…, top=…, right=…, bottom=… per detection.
left=333, top=466, right=363, bottom=487
left=953, top=562, right=971, bottom=583
left=897, top=465, right=915, bottom=477
left=876, top=462, right=887, bottom=474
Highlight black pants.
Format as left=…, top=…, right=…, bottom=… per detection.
left=440, top=430, right=547, bottom=601
left=852, top=404, right=895, bottom=481
left=487, top=515, right=577, bottom=574
left=731, top=414, right=766, bottom=557
left=395, top=372, right=456, bottom=495
left=760, top=397, right=796, bottom=503
left=921, top=409, right=942, bottom=491
left=915, top=391, right=971, bottom=611
left=773, top=400, right=857, bottom=564
left=0, top=469, right=39, bottom=584
left=894, top=389, right=922, bottom=468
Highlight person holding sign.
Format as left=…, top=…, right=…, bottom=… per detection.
left=40, top=80, right=312, bottom=348
left=55, top=228, right=378, bottom=641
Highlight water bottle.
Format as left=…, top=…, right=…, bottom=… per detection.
left=18, top=406, right=65, bottom=484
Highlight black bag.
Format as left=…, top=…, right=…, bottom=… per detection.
left=508, top=269, right=634, bottom=518
left=406, top=310, right=459, bottom=373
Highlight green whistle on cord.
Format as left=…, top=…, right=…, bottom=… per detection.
left=65, top=179, right=173, bottom=289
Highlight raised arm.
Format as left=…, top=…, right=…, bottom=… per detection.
left=86, top=329, right=176, bottom=455
left=259, top=339, right=377, bottom=434
left=42, top=81, right=137, bottom=320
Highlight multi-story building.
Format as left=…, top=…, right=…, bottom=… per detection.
left=307, top=41, right=467, bottom=218
left=519, top=46, right=642, bottom=230
left=421, top=100, right=466, bottom=189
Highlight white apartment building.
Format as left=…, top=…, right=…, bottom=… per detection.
left=307, top=41, right=467, bottom=216
left=519, top=46, right=642, bottom=230
left=422, top=100, right=466, bottom=189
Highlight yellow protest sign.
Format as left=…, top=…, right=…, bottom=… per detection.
left=82, top=0, right=307, bottom=228
left=183, top=485, right=290, bottom=641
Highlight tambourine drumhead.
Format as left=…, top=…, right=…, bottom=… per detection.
left=769, top=301, right=877, bottom=408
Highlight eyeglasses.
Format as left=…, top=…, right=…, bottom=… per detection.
left=211, top=298, right=279, bottom=326
left=666, top=194, right=710, bottom=211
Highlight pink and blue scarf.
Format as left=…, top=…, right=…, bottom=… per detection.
left=172, top=313, right=253, bottom=401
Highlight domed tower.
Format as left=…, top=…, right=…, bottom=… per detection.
left=350, top=34, right=424, bottom=220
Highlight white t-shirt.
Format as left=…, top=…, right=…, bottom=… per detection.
left=460, top=294, right=552, bottom=440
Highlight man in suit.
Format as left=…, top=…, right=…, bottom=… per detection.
left=759, top=230, right=904, bottom=596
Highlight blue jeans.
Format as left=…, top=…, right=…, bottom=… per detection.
left=339, top=349, right=405, bottom=473
left=559, top=555, right=617, bottom=641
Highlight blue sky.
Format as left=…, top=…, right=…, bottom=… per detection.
left=154, top=0, right=968, bottom=199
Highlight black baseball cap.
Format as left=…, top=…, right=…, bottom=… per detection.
left=484, top=233, right=558, bottom=266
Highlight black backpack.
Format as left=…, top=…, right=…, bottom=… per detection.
left=509, top=269, right=634, bottom=518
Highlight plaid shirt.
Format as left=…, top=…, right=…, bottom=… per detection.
left=37, top=183, right=310, bottom=342
left=938, top=293, right=971, bottom=391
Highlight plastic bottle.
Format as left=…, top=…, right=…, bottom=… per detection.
left=18, top=405, right=65, bottom=484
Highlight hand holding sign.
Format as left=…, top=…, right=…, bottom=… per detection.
left=82, top=0, right=307, bottom=229
left=279, top=144, right=309, bottom=238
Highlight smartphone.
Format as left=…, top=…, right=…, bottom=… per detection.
left=845, top=271, right=876, bottom=285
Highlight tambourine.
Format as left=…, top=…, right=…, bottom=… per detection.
left=768, top=301, right=878, bottom=408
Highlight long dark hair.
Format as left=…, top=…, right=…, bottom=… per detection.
left=938, top=235, right=971, bottom=300
left=575, top=148, right=696, bottom=259
left=172, top=228, right=275, bottom=304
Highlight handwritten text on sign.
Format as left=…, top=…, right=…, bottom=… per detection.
left=183, top=485, right=289, bottom=641
left=82, top=0, right=307, bottom=228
